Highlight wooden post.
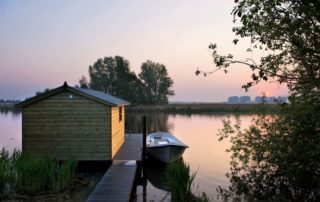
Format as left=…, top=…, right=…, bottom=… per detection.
left=142, top=116, right=147, bottom=179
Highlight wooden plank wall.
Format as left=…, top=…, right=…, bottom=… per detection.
left=111, top=106, right=125, bottom=158
left=23, top=91, right=111, bottom=160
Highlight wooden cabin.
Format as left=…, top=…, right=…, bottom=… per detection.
left=16, top=82, right=129, bottom=161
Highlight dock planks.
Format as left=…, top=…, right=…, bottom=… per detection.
left=114, top=134, right=142, bottom=161
left=86, top=134, right=143, bottom=202
left=86, top=160, right=137, bottom=202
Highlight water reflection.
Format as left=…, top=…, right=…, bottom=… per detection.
left=126, top=112, right=174, bottom=133
left=146, top=158, right=170, bottom=191
left=1, top=110, right=255, bottom=201
left=0, top=107, right=21, bottom=116
left=129, top=112, right=254, bottom=201
left=0, top=110, right=22, bottom=153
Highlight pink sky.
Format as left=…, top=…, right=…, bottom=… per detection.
left=0, top=0, right=288, bottom=102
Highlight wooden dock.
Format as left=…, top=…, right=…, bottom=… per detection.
left=86, top=160, right=137, bottom=202
left=86, top=134, right=143, bottom=202
left=114, top=134, right=143, bottom=161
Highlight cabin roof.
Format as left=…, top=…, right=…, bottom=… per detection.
left=74, top=87, right=129, bottom=106
left=16, top=82, right=130, bottom=108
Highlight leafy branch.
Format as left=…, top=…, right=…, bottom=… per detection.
left=196, top=43, right=299, bottom=91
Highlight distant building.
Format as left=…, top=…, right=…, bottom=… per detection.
left=266, top=96, right=276, bottom=104
left=228, top=96, right=239, bottom=103
left=239, top=96, right=251, bottom=103
left=229, top=95, right=288, bottom=104
left=276, top=96, right=288, bottom=103
left=255, top=96, right=263, bottom=103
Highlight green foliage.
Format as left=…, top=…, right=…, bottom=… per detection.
left=0, top=149, right=76, bottom=198
left=198, top=192, right=210, bottom=202
left=198, top=0, right=319, bottom=92
left=87, top=56, right=144, bottom=103
left=217, top=104, right=320, bottom=201
left=127, top=103, right=279, bottom=114
left=0, top=148, right=11, bottom=193
left=166, top=160, right=212, bottom=202
left=15, top=153, right=51, bottom=193
left=79, top=76, right=89, bottom=88
left=35, top=88, right=51, bottom=96
left=167, top=160, right=197, bottom=202
left=80, top=56, right=174, bottom=104
left=139, top=60, right=174, bottom=104
left=198, top=0, right=320, bottom=201
left=50, top=159, right=77, bottom=193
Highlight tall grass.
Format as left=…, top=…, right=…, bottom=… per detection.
left=15, top=153, right=52, bottom=193
left=167, top=160, right=210, bottom=202
left=127, top=103, right=279, bottom=114
left=0, top=148, right=10, bottom=193
left=167, top=160, right=197, bottom=202
left=0, top=148, right=77, bottom=198
left=51, top=159, right=77, bottom=193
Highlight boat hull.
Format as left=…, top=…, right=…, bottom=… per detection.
left=147, top=145, right=187, bottom=163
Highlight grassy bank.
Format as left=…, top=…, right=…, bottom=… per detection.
left=0, top=148, right=76, bottom=200
left=127, top=103, right=279, bottom=114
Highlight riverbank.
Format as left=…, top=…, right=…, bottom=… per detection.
left=0, top=148, right=104, bottom=202
left=0, top=102, right=280, bottom=114
left=0, top=104, right=20, bottom=114
left=0, top=103, right=16, bottom=108
left=1, top=172, right=103, bottom=202
left=127, top=103, right=279, bottom=113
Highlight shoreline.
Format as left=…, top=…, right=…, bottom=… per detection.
left=127, top=103, right=279, bottom=113
left=0, top=103, right=280, bottom=114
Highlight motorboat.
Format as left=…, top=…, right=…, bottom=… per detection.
left=146, top=132, right=188, bottom=163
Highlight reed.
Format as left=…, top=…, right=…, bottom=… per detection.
left=15, top=153, right=51, bottom=193
left=127, top=103, right=279, bottom=114
left=0, top=148, right=10, bottom=193
left=167, top=160, right=211, bottom=202
left=167, top=159, right=197, bottom=202
left=51, top=159, right=77, bottom=193
left=0, top=148, right=77, bottom=197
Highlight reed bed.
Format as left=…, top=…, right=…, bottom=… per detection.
left=0, top=148, right=76, bottom=199
left=167, top=160, right=210, bottom=202
left=0, top=148, right=11, bottom=193
left=127, top=103, right=279, bottom=114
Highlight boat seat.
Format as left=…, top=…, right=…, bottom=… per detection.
left=154, top=135, right=162, bottom=139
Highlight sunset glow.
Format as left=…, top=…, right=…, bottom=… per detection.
left=0, top=0, right=288, bottom=101
left=265, top=91, right=271, bottom=97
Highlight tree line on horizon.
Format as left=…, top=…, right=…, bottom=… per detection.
left=78, top=56, right=174, bottom=105
left=0, top=99, right=21, bottom=104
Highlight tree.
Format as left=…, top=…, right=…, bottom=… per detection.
left=80, top=57, right=175, bottom=104
left=84, top=56, right=144, bottom=104
left=35, top=88, right=51, bottom=96
left=199, top=0, right=320, bottom=201
left=139, top=60, right=174, bottom=104
left=79, top=76, right=89, bottom=88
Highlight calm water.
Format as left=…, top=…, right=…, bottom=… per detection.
left=0, top=111, right=21, bottom=153
left=0, top=111, right=254, bottom=201
left=128, top=113, right=254, bottom=201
